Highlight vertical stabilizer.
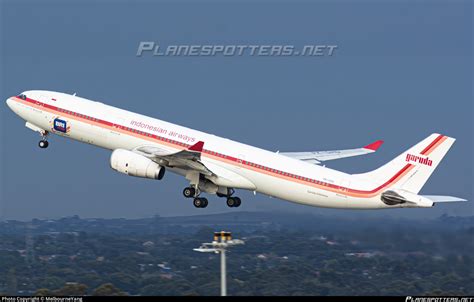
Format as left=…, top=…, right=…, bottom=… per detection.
left=356, top=134, right=455, bottom=193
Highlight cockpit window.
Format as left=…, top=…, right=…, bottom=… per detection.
left=17, top=93, right=27, bottom=100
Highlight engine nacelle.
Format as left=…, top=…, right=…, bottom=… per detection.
left=110, top=149, right=165, bottom=180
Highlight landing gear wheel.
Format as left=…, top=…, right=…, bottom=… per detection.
left=183, top=187, right=196, bottom=198
left=233, top=197, right=241, bottom=207
left=226, top=197, right=236, bottom=207
left=227, top=197, right=241, bottom=208
left=193, top=198, right=202, bottom=208
left=193, top=197, right=208, bottom=208
left=38, top=140, right=49, bottom=149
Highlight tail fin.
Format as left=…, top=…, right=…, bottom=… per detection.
left=356, top=133, right=455, bottom=194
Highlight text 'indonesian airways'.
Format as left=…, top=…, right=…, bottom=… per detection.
left=130, top=120, right=196, bottom=143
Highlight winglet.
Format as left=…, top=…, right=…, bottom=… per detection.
left=364, top=140, right=384, bottom=151
left=188, top=141, right=204, bottom=152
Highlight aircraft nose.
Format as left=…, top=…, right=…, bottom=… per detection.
left=6, top=97, right=14, bottom=110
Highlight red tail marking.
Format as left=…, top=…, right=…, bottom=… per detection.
left=420, top=134, right=444, bottom=155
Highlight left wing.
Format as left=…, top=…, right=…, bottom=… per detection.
left=134, top=141, right=214, bottom=176
left=280, top=140, right=384, bottom=164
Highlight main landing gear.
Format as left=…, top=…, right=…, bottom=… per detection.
left=183, top=186, right=209, bottom=208
left=218, top=189, right=241, bottom=208
left=193, top=197, right=208, bottom=208
left=183, top=187, right=196, bottom=198
left=183, top=185, right=242, bottom=208
left=226, top=196, right=241, bottom=208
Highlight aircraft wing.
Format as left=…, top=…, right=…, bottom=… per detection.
left=280, top=140, right=384, bottom=164
left=133, top=141, right=215, bottom=176
left=133, top=141, right=256, bottom=190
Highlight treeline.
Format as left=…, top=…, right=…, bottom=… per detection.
left=0, top=214, right=472, bottom=296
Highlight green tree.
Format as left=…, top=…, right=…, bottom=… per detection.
left=35, top=288, right=53, bottom=296
left=37, top=276, right=65, bottom=291
left=92, top=283, right=126, bottom=296
left=54, top=283, right=88, bottom=296
left=5, top=268, right=18, bottom=295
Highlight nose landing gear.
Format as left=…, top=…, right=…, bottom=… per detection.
left=38, top=140, right=49, bottom=149
left=38, top=131, right=49, bottom=149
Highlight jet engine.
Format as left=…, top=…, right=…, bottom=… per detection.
left=110, top=149, right=165, bottom=180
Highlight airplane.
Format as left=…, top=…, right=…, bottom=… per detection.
left=5, top=90, right=466, bottom=209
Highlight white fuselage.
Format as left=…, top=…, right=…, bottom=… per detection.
left=6, top=90, right=398, bottom=209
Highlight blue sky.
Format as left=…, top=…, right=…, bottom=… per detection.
left=1, top=0, right=472, bottom=220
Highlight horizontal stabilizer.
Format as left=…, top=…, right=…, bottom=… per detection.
left=422, top=195, right=467, bottom=203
